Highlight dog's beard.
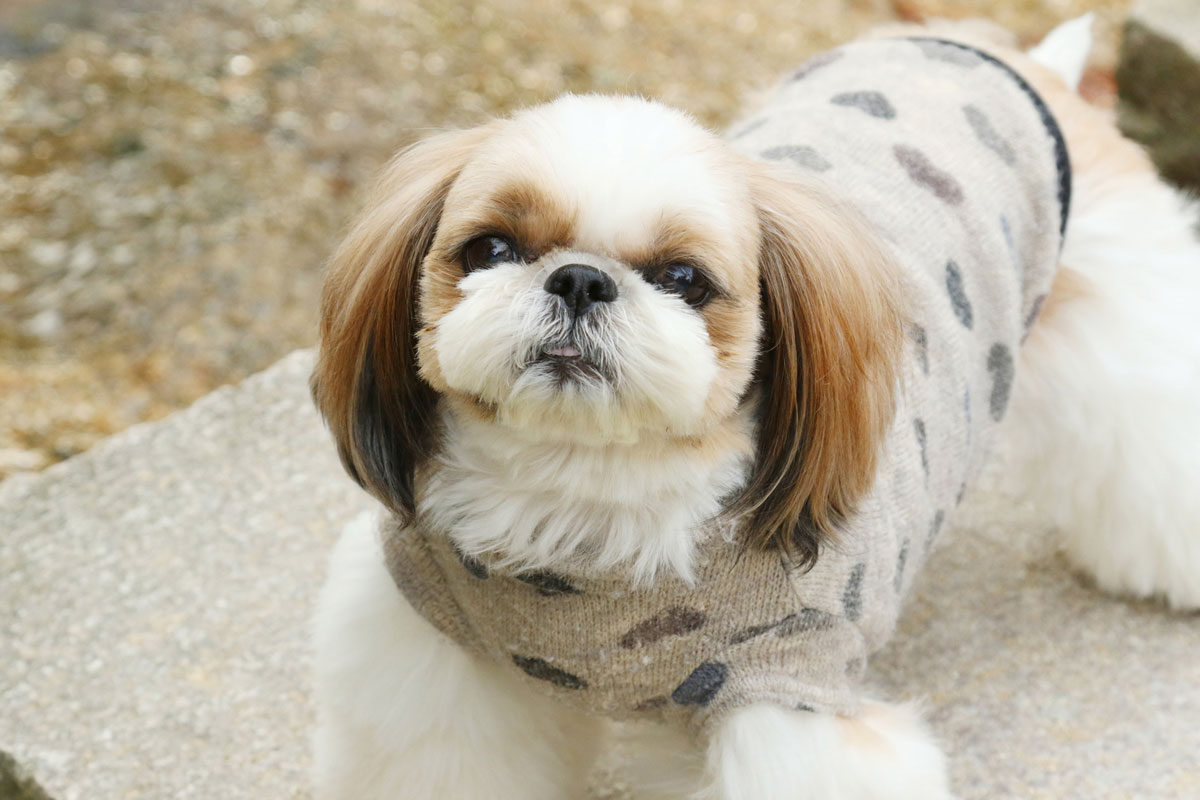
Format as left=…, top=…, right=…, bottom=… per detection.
left=433, top=262, right=719, bottom=444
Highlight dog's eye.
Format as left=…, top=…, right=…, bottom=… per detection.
left=652, top=264, right=711, bottom=307
left=462, top=235, right=518, bottom=273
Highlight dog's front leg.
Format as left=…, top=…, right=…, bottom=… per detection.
left=312, top=512, right=602, bottom=800
left=698, top=701, right=952, bottom=800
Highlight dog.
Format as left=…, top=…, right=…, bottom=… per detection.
left=308, top=16, right=1200, bottom=800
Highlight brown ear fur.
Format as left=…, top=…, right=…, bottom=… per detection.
left=732, top=166, right=905, bottom=567
left=310, top=126, right=494, bottom=519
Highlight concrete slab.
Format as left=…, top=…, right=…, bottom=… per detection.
left=2, top=349, right=1197, bottom=799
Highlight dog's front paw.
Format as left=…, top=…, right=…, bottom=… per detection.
left=701, top=701, right=952, bottom=800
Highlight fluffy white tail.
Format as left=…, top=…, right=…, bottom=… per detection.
left=1028, top=13, right=1095, bottom=91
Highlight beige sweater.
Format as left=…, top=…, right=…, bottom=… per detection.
left=382, top=36, right=1070, bottom=732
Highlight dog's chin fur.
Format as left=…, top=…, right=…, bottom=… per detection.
left=312, top=16, right=1200, bottom=800
left=423, top=407, right=755, bottom=583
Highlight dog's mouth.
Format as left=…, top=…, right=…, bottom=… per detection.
left=535, top=342, right=606, bottom=382
left=543, top=344, right=582, bottom=359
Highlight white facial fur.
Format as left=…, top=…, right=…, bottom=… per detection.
left=433, top=248, right=719, bottom=444
left=424, top=95, right=759, bottom=443
left=423, top=411, right=752, bottom=582
left=416, top=94, right=763, bottom=578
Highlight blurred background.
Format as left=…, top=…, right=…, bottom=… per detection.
left=0, top=0, right=1152, bottom=479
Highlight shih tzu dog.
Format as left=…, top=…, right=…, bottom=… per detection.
left=309, top=15, right=1200, bottom=800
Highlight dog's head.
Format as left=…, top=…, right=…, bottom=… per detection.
left=311, top=94, right=902, bottom=566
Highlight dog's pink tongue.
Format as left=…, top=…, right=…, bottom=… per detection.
left=547, top=345, right=581, bottom=357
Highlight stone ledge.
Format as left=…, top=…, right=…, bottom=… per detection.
left=2, top=349, right=1197, bottom=799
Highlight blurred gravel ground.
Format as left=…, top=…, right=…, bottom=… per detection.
left=0, top=0, right=1129, bottom=479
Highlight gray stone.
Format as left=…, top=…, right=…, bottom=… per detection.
left=0, top=351, right=373, bottom=800
left=1118, top=0, right=1200, bottom=192
left=2, top=350, right=1198, bottom=799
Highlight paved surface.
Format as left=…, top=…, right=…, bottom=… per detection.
left=2, top=350, right=1198, bottom=799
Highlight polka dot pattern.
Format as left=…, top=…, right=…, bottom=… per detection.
left=516, top=570, right=581, bottom=596
left=911, top=325, right=929, bottom=375
left=619, top=606, right=707, bottom=648
left=775, top=608, right=838, bottom=637
left=945, top=261, right=974, bottom=329
left=729, top=619, right=783, bottom=645
left=672, top=661, right=728, bottom=706
left=925, top=509, right=946, bottom=550
left=894, top=540, right=910, bottom=593
left=895, top=145, right=965, bottom=205
left=761, top=144, right=832, bottom=172
left=1025, top=295, right=1046, bottom=330
left=914, top=418, right=928, bottom=477
left=913, top=38, right=983, bottom=67
left=453, top=544, right=488, bottom=580
left=987, top=343, right=1014, bottom=421
left=511, top=655, right=587, bottom=690
left=964, top=105, right=1016, bottom=165
left=790, top=49, right=842, bottom=80
left=1000, top=215, right=1016, bottom=257
left=842, top=563, right=866, bottom=622
left=831, top=90, right=896, bottom=119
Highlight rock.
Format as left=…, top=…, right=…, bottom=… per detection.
left=1117, top=0, right=1200, bottom=192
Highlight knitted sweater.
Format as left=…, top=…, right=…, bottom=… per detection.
left=382, top=37, right=1070, bottom=731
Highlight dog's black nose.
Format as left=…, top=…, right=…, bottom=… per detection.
left=544, top=264, right=618, bottom=317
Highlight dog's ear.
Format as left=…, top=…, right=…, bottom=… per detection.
left=731, top=166, right=905, bottom=568
left=311, top=125, right=495, bottom=520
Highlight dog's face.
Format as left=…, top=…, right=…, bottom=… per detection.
left=416, top=96, right=762, bottom=444
left=312, top=94, right=903, bottom=565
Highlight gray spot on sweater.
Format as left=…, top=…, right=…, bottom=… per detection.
left=926, top=509, right=946, bottom=550
left=895, top=145, right=964, bottom=204
left=1000, top=215, right=1016, bottom=257
left=512, top=655, right=587, bottom=690
left=775, top=608, right=838, bottom=637
left=516, top=570, right=581, bottom=596
left=791, top=49, right=842, bottom=80
left=832, top=90, right=896, bottom=119
left=453, top=544, right=488, bottom=579
left=911, top=325, right=929, bottom=374
left=730, top=619, right=782, bottom=645
left=914, top=418, right=928, bottom=477
left=761, top=144, right=832, bottom=172
left=894, top=540, right=910, bottom=593
left=672, top=661, right=728, bottom=706
left=913, top=39, right=983, bottom=67
left=620, top=606, right=707, bottom=648
left=964, top=105, right=1016, bottom=165
left=1025, top=294, right=1046, bottom=330
left=945, top=261, right=974, bottom=329
left=843, top=563, right=866, bottom=621
left=988, top=343, right=1015, bottom=420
